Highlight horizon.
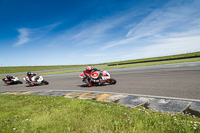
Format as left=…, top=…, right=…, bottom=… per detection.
left=1, top=51, right=199, bottom=67
left=1, top=0, right=200, bottom=66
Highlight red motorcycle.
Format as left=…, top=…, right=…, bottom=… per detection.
left=79, top=70, right=116, bottom=87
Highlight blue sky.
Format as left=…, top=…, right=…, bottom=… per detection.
left=0, top=0, right=200, bottom=66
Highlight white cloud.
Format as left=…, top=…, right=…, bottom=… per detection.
left=101, top=37, right=137, bottom=50
left=83, top=54, right=104, bottom=57
left=126, top=5, right=200, bottom=38
left=101, top=0, right=200, bottom=53
left=13, top=23, right=61, bottom=47
left=69, top=19, right=124, bottom=46
left=120, top=36, right=200, bottom=60
left=50, top=8, right=144, bottom=48
left=13, top=28, right=30, bottom=46
left=143, top=36, right=200, bottom=55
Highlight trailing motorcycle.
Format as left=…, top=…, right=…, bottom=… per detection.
left=2, top=76, right=23, bottom=85
left=79, top=70, right=116, bottom=87
left=24, top=75, right=49, bottom=86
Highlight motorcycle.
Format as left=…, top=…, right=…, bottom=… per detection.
left=2, top=77, right=23, bottom=85
left=79, top=70, right=116, bottom=87
left=24, top=75, right=49, bottom=86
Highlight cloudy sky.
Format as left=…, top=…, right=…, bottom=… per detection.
left=0, top=0, right=200, bottom=66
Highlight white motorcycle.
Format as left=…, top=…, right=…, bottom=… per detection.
left=24, top=75, right=49, bottom=86
left=2, top=76, right=23, bottom=85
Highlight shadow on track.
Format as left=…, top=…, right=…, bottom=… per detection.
left=25, top=84, right=48, bottom=87
left=78, top=83, right=114, bottom=88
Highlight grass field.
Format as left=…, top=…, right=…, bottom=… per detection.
left=107, top=51, right=200, bottom=65
left=0, top=65, right=88, bottom=75
left=0, top=94, right=199, bottom=133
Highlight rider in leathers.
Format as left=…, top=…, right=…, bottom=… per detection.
left=83, top=66, right=101, bottom=86
left=25, top=71, right=40, bottom=83
left=3, top=75, right=16, bottom=83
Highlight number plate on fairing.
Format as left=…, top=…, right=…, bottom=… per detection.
left=91, top=71, right=100, bottom=79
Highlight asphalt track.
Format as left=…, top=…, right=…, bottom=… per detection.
left=0, top=62, right=200, bottom=100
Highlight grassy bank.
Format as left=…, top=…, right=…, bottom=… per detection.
left=0, top=65, right=88, bottom=75
left=107, top=52, right=200, bottom=65
left=0, top=95, right=199, bottom=133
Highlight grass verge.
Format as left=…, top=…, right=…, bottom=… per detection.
left=100, top=57, right=200, bottom=69
left=0, top=95, right=199, bottom=132
left=107, top=52, right=200, bottom=65
left=0, top=65, right=88, bottom=75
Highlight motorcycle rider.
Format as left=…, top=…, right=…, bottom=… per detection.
left=83, top=66, right=102, bottom=86
left=25, top=71, right=40, bottom=83
left=4, top=75, right=15, bottom=83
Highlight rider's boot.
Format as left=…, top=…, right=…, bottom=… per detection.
left=99, top=79, right=104, bottom=85
left=88, top=82, right=92, bottom=87
left=85, top=78, right=92, bottom=87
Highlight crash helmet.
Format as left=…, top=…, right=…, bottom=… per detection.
left=27, top=71, right=32, bottom=76
left=85, top=66, right=93, bottom=72
left=6, top=75, right=10, bottom=79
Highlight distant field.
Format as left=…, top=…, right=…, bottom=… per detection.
left=107, top=52, right=200, bottom=65
left=0, top=52, right=200, bottom=75
left=0, top=65, right=87, bottom=75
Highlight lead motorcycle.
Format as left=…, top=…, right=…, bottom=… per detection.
left=24, top=75, right=49, bottom=86
left=2, top=76, right=23, bottom=85
left=79, top=70, right=116, bottom=87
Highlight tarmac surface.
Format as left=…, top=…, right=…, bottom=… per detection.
left=1, top=61, right=200, bottom=100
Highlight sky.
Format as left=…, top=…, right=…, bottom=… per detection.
left=0, top=0, right=200, bottom=66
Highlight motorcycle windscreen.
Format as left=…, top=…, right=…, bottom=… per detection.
left=79, top=74, right=84, bottom=78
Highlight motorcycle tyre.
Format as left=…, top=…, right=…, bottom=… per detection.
left=17, top=80, right=23, bottom=84
left=42, top=80, right=49, bottom=85
left=108, top=78, right=117, bottom=84
left=92, top=82, right=99, bottom=86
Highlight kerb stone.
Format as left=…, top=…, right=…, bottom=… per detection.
left=149, top=99, right=191, bottom=113
left=118, top=96, right=152, bottom=108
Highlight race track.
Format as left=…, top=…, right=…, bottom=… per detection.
left=1, top=62, right=200, bottom=100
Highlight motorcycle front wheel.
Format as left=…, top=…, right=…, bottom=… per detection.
left=108, top=78, right=117, bottom=84
left=42, top=80, right=49, bottom=85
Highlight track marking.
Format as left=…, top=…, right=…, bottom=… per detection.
left=3, top=91, right=17, bottom=95
left=79, top=93, right=92, bottom=98
left=96, top=94, right=112, bottom=101
left=62, top=90, right=200, bottom=102
left=19, top=91, right=35, bottom=95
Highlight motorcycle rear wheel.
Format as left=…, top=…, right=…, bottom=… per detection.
left=17, top=80, right=23, bottom=84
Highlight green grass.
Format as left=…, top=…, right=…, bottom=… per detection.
left=100, top=57, right=200, bottom=70
left=107, top=52, right=200, bottom=65
left=0, top=65, right=89, bottom=75
left=0, top=95, right=199, bottom=133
